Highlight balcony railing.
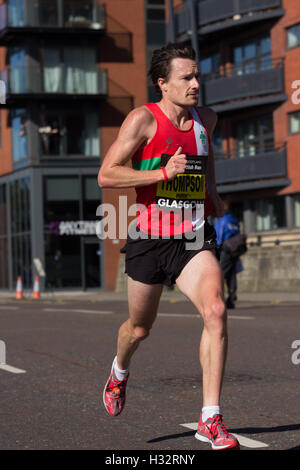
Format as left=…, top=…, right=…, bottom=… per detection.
left=174, top=0, right=282, bottom=37
left=203, top=58, right=284, bottom=106
left=215, top=144, right=287, bottom=185
left=0, top=0, right=105, bottom=31
left=1, top=66, right=108, bottom=96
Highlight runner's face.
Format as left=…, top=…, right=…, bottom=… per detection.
left=162, top=58, right=200, bottom=106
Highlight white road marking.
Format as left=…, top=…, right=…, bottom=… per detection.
left=180, top=422, right=269, bottom=449
left=43, top=308, right=113, bottom=315
left=0, top=364, right=26, bottom=374
left=0, top=340, right=26, bottom=374
left=0, top=306, right=19, bottom=310
left=158, top=313, right=254, bottom=320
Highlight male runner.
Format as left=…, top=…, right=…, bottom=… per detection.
left=98, top=43, right=239, bottom=451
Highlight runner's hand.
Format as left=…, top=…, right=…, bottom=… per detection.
left=165, top=147, right=187, bottom=180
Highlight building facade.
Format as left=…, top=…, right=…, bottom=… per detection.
left=0, top=0, right=148, bottom=292
left=169, top=0, right=300, bottom=234
left=164, top=0, right=300, bottom=292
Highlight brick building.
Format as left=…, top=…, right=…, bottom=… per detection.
left=0, top=0, right=155, bottom=292
left=164, top=0, right=300, bottom=291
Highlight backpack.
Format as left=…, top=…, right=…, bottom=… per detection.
left=223, top=233, right=247, bottom=258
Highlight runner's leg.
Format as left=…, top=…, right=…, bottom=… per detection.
left=175, top=250, right=227, bottom=406
left=116, top=277, right=163, bottom=370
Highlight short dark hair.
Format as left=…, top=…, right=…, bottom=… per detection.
left=148, top=42, right=196, bottom=97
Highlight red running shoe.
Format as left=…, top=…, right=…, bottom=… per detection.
left=195, top=414, right=240, bottom=450
left=103, top=361, right=129, bottom=417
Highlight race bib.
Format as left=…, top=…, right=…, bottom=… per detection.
left=156, top=154, right=207, bottom=210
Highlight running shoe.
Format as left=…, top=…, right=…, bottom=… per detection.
left=195, top=414, right=240, bottom=450
left=103, top=360, right=129, bottom=417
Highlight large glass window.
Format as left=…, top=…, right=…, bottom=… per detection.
left=8, top=0, right=24, bottom=26
left=63, top=0, right=98, bottom=27
left=287, top=23, right=300, bottom=49
left=43, top=47, right=98, bottom=94
left=233, top=35, right=271, bottom=75
left=0, top=184, right=9, bottom=288
left=255, top=197, right=285, bottom=231
left=83, top=176, right=101, bottom=219
left=44, top=177, right=81, bottom=288
left=43, top=175, right=101, bottom=289
left=211, top=124, right=223, bottom=159
left=199, top=52, right=220, bottom=77
left=39, top=0, right=58, bottom=26
left=234, top=114, right=274, bottom=158
left=9, top=47, right=26, bottom=93
left=39, top=106, right=100, bottom=157
left=11, top=108, right=28, bottom=163
left=9, top=177, right=32, bottom=289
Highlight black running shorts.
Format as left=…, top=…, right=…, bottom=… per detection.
left=121, top=222, right=218, bottom=287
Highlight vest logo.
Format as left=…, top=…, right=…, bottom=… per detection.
left=200, top=131, right=206, bottom=146
left=164, top=137, right=178, bottom=150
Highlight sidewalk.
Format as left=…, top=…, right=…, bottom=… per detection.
left=0, top=288, right=300, bottom=306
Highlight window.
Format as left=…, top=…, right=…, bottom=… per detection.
left=83, top=176, right=101, bottom=219
left=63, top=0, right=97, bottom=27
left=39, top=106, right=100, bottom=157
left=44, top=176, right=81, bottom=288
left=11, top=109, right=28, bottom=163
left=211, top=124, right=223, bottom=159
left=43, top=47, right=98, bottom=94
left=0, top=184, right=9, bottom=288
left=289, top=111, right=300, bottom=135
left=199, top=52, right=220, bottom=77
left=8, top=0, right=24, bottom=27
left=255, top=197, right=285, bottom=231
left=233, top=35, right=271, bottom=75
left=287, top=23, right=300, bottom=49
left=234, top=114, right=274, bottom=158
left=9, top=46, right=26, bottom=93
left=9, top=177, right=32, bottom=288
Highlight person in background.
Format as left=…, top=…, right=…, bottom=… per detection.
left=214, top=201, right=240, bottom=309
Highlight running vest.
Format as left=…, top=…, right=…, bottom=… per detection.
left=132, top=103, right=214, bottom=237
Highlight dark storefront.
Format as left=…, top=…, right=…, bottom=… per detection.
left=0, top=169, right=103, bottom=291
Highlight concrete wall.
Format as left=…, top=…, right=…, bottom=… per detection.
left=237, top=244, right=300, bottom=292
left=115, top=230, right=300, bottom=293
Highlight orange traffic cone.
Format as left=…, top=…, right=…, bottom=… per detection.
left=16, top=276, right=23, bottom=299
left=32, top=275, right=40, bottom=299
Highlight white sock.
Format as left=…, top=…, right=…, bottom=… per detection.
left=202, top=405, right=221, bottom=422
left=113, top=356, right=129, bottom=381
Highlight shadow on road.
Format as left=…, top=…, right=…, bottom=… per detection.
left=147, top=423, right=300, bottom=448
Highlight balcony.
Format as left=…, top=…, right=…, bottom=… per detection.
left=215, top=144, right=289, bottom=192
left=203, top=58, right=286, bottom=112
left=0, top=0, right=105, bottom=43
left=1, top=65, right=108, bottom=100
left=174, top=0, right=284, bottom=40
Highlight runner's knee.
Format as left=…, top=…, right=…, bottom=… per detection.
left=202, top=298, right=227, bottom=332
left=132, top=326, right=150, bottom=342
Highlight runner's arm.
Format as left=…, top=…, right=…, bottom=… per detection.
left=98, top=107, right=185, bottom=188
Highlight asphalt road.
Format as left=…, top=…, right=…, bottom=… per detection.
left=0, top=297, right=299, bottom=452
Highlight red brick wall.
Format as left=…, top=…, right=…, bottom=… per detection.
left=272, top=0, right=300, bottom=195
left=100, top=0, right=148, bottom=290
